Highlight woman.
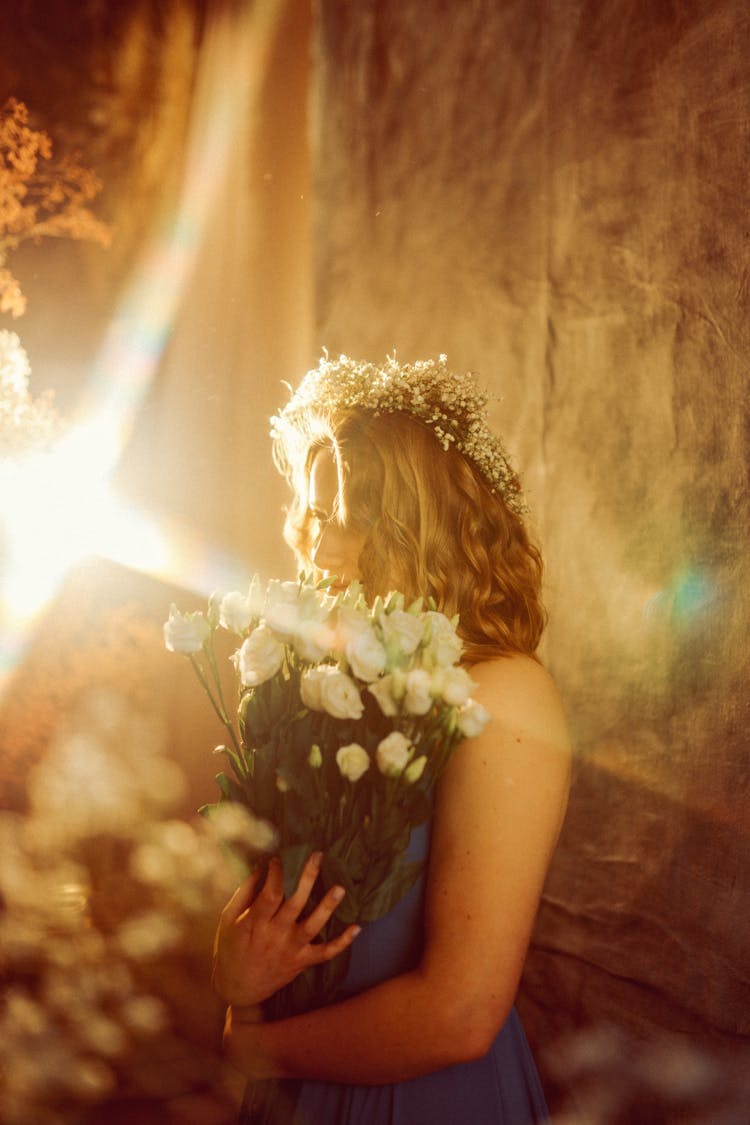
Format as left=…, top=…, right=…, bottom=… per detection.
left=212, top=354, right=571, bottom=1123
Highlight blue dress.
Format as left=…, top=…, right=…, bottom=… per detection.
left=242, top=823, right=549, bottom=1124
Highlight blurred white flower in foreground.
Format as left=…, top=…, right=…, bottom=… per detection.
left=0, top=688, right=241, bottom=1124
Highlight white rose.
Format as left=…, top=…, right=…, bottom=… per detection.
left=436, top=665, right=476, bottom=706
left=327, top=605, right=362, bottom=657
left=247, top=573, right=267, bottom=616
left=264, top=603, right=300, bottom=640
left=233, top=624, right=285, bottom=686
left=379, top=609, right=425, bottom=656
left=376, top=731, right=413, bottom=777
left=346, top=628, right=387, bottom=682
left=300, top=666, right=327, bottom=710
left=367, top=675, right=399, bottom=717
left=263, top=580, right=303, bottom=639
left=423, top=611, right=463, bottom=668
left=336, top=743, right=370, bottom=782
left=403, top=669, right=433, bottom=715
left=318, top=667, right=365, bottom=721
left=219, top=590, right=255, bottom=634
left=266, top=579, right=300, bottom=606
left=267, top=583, right=333, bottom=652
left=404, top=754, right=428, bottom=784
left=457, top=700, right=491, bottom=738
left=293, top=620, right=335, bottom=663
left=163, top=606, right=210, bottom=654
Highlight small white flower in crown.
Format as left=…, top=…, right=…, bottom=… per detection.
left=271, top=353, right=527, bottom=515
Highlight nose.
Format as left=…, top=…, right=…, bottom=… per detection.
left=311, top=522, right=345, bottom=574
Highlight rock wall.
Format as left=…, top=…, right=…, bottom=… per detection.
left=311, top=0, right=750, bottom=1109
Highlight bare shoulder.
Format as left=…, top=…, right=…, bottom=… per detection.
left=431, top=652, right=571, bottom=938
left=458, top=657, right=575, bottom=823
left=470, top=654, right=569, bottom=735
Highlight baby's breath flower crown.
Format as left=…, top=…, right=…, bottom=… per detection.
left=271, top=353, right=527, bottom=515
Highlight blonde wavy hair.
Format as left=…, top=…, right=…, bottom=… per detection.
left=273, top=408, right=546, bottom=661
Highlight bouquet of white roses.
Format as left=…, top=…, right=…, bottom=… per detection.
left=164, top=576, right=489, bottom=1010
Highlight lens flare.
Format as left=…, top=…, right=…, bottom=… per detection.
left=643, top=567, right=716, bottom=625
left=0, top=422, right=249, bottom=680
left=0, top=3, right=266, bottom=695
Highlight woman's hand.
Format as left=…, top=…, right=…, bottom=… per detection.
left=212, top=850, right=361, bottom=1008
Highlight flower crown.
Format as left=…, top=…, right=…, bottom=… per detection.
left=270, top=353, right=527, bottom=515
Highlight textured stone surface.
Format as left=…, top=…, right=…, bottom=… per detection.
left=312, top=0, right=750, bottom=1105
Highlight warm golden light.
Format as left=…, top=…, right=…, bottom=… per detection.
left=0, top=424, right=170, bottom=621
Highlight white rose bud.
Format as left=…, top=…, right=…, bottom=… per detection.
left=233, top=623, right=285, bottom=686
left=404, top=754, right=428, bottom=784
left=367, top=675, right=399, bottom=717
left=219, top=590, right=255, bottom=634
left=300, top=666, right=327, bottom=710
left=457, top=699, right=491, bottom=738
left=264, top=580, right=302, bottom=639
left=308, top=743, right=323, bottom=768
left=207, top=591, right=222, bottom=628
left=336, top=743, right=370, bottom=782
left=403, top=669, right=433, bottom=716
left=379, top=609, right=425, bottom=656
left=247, top=573, right=266, bottom=616
left=436, top=665, right=476, bottom=706
left=346, top=628, right=387, bottom=682
left=376, top=731, right=414, bottom=777
left=163, top=606, right=210, bottom=654
left=424, top=611, right=463, bottom=668
left=319, top=667, right=365, bottom=721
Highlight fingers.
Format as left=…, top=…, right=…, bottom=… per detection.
left=238, top=851, right=357, bottom=950
left=297, top=883, right=347, bottom=941
left=306, top=924, right=361, bottom=965
left=220, top=866, right=263, bottom=925
left=280, top=850, right=324, bottom=923
left=253, top=857, right=285, bottom=921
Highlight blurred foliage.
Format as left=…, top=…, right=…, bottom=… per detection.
left=0, top=687, right=246, bottom=1124
left=0, top=97, right=111, bottom=318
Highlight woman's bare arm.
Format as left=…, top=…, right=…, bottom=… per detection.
left=223, top=654, right=571, bottom=1084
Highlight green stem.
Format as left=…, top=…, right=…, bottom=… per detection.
left=205, top=631, right=235, bottom=728
left=188, top=653, right=242, bottom=756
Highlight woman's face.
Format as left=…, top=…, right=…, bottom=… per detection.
left=307, top=446, right=367, bottom=592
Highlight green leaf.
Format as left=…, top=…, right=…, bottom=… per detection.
left=279, top=842, right=316, bottom=899
left=214, top=771, right=246, bottom=803
left=214, top=742, right=250, bottom=782
left=359, top=859, right=423, bottom=922
left=406, top=787, right=433, bottom=826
